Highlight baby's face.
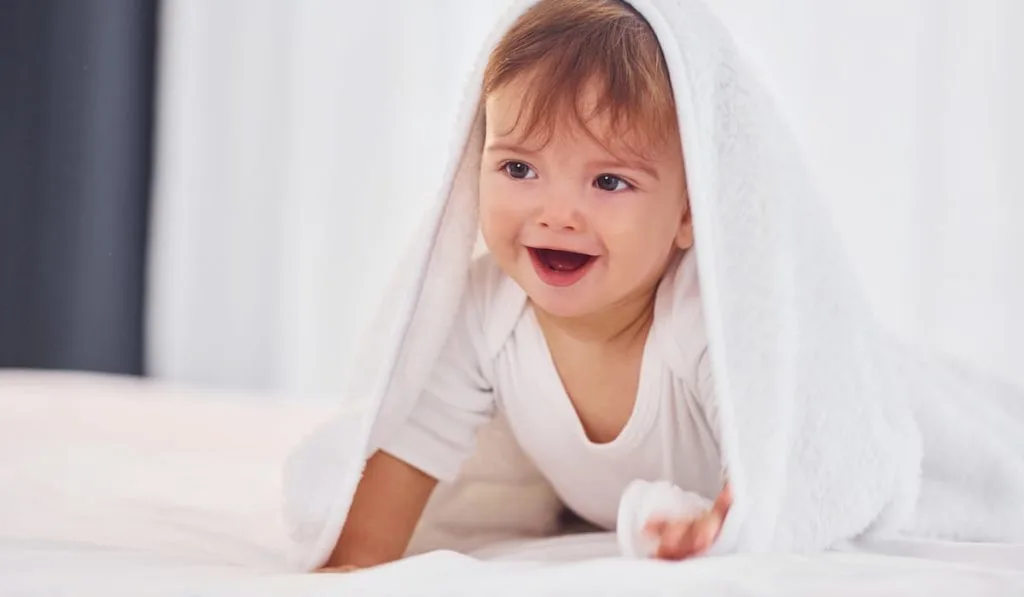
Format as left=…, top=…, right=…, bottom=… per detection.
left=479, top=81, right=692, bottom=321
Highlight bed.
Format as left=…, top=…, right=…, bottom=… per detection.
left=1, top=370, right=1021, bottom=596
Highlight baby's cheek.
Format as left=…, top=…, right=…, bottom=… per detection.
left=478, top=208, right=522, bottom=270
left=606, top=239, right=672, bottom=294
left=480, top=205, right=512, bottom=242
left=481, top=193, right=528, bottom=237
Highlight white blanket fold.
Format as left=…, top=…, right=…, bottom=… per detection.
left=282, top=0, right=1024, bottom=571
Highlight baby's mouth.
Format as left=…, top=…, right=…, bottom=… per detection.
left=529, top=247, right=597, bottom=272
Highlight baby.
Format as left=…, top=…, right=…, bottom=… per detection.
left=326, top=0, right=729, bottom=569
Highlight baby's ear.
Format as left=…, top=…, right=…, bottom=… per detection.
left=675, top=201, right=694, bottom=250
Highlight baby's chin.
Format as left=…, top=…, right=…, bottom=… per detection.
left=522, top=284, right=608, bottom=321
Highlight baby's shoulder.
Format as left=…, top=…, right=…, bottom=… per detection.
left=653, top=250, right=709, bottom=376
left=462, top=252, right=527, bottom=357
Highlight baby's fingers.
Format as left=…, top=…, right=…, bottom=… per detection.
left=688, top=483, right=731, bottom=548
left=655, top=520, right=703, bottom=560
left=647, top=484, right=733, bottom=561
left=691, top=513, right=723, bottom=552
left=658, top=510, right=727, bottom=559
left=712, top=483, right=733, bottom=519
left=643, top=517, right=669, bottom=537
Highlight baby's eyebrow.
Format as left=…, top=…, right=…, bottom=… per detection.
left=484, top=142, right=537, bottom=156
left=588, top=159, right=660, bottom=181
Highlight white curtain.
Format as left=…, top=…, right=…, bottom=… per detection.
left=147, top=0, right=512, bottom=396
left=148, top=0, right=1024, bottom=397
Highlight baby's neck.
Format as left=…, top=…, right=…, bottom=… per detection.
left=534, top=290, right=656, bottom=350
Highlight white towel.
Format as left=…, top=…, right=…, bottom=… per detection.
left=282, top=0, right=1024, bottom=571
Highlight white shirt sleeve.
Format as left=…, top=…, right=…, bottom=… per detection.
left=379, top=274, right=496, bottom=482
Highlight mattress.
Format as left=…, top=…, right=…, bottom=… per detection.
left=1, top=370, right=1022, bottom=596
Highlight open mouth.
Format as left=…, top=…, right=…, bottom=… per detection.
left=528, top=247, right=598, bottom=287
left=532, top=248, right=595, bottom=272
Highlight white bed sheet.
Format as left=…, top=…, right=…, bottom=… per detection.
left=1, top=371, right=1022, bottom=596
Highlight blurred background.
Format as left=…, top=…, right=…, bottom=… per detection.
left=1, top=0, right=1021, bottom=399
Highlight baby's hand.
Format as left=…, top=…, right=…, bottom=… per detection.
left=642, top=483, right=732, bottom=560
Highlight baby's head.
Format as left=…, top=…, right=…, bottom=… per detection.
left=479, top=0, right=691, bottom=321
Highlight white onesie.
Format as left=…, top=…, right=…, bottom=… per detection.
left=381, top=250, right=723, bottom=533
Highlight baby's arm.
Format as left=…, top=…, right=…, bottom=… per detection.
left=322, top=266, right=496, bottom=571
left=324, top=450, right=438, bottom=569
left=322, top=387, right=492, bottom=571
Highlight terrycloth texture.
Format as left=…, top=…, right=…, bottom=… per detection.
left=282, top=0, right=1024, bottom=571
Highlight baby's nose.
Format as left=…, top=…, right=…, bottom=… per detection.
left=539, top=218, right=577, bottom=231
left=537, top=196, right=583, bottom=231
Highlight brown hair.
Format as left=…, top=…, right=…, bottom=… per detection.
left=482, top=0, right=678, bottom=159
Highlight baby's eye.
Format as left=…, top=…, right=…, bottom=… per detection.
left=594, top=174, right=631, bottom=192
left=503, top=161, right=537, bottom=180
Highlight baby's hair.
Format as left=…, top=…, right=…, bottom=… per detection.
left=483, top=0, right=678, bottom=160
